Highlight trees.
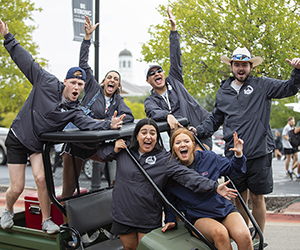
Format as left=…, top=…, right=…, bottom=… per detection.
left=141, top=0, right=300, bottom=96
left=0, top=0, right=46, bottom=126
left=140, top=0, right=300, bottom=127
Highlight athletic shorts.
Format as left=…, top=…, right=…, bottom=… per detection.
left=5, top=129, right=36, bottom=164
left=188, top=208, right=239, bottom=226
left=284, top=147, right=298, bottom=155
left=111, top=220, right=155, bottom=235
left=229, top=153, right=273, bottom=195
left=61, top=143, right=97, bottom=161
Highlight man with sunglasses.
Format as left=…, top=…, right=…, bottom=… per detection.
left=144, top=8, right=212, bottom=149
left=192, top=46, right=300, bottom=243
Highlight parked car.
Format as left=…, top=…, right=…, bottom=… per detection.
left=0, top=127, right=9, bottom=165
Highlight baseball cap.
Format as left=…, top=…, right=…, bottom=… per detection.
left=144, top=64, right=162, bottom=79
left=65, top=67, right=86, bottom=81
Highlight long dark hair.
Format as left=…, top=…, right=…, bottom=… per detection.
left=101, top=70, right=121, bottom=95
left=129, top=118, right=164, bottom=152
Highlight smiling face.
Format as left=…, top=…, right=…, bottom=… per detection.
left=63, top=78, right=85, bottom=101
left=103, top=71, right=120, bottom=98
left=231, top=61, right=253, bottom=85
left=136, top=124, right=157, bottom=154
left=146, top=67, right=166, bottom=95
left=172, top=133, right=195, bottom=166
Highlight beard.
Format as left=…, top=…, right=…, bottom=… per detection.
left=233, top=70, right=251, bottom=83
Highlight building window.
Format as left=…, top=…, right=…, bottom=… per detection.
left=123, top=61, right=126, bottom=67
left=128, top=61, right=131, bottom=68
left=119, top=61, right=122, bottom=68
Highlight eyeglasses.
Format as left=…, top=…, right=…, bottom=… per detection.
left=232, top=54, right=250, bottom=61
left=148, top=68, right=163, bottom=77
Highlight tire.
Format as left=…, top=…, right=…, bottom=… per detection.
left=83, top=159, right=93, bottom=179
left=0, top=147, right=7, bottom=165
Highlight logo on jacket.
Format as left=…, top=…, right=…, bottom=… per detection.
left=244, top=86, right=253, bottom=95
left=60, top=108, right=68, bottom=112
left=145, top=156, right=156, bottom=165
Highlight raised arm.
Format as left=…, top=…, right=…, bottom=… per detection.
left=1, top=19, right=53, bottom=86
left=167, top=8, right=183, bottom=83
left=79, top=16, right=99, bottom=93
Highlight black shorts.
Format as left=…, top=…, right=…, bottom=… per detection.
left=5, top=129, right=35, bottom=164
left=284, top=147, right=298, bottom=155
left=111, top=220, right=155, bottom=235
left=61, top=143, right=97, bottom=161
left=229, top=153, right=273, bottom=195
left=188, top=208, right=239, bottom=226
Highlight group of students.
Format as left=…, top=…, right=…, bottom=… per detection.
left=2, top=6, right=300, bottom=250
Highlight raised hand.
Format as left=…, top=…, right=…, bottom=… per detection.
left=228, top=131, right=244, bottom=157
left=286, top=58, right=300, bottom=69
left=167, top=7, right=176, bottom=31
left=84, top=15, right=99, bottom=40
left=0, top=19, right=9, bottom=37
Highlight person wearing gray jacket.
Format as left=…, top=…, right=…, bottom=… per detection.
left=0, top=19, right=125, bottom=234
left=96, top=118, right=237, bottom=250
left=144, top=8, right=212, bottom=149
left=192, top=47, right=300, bottom=241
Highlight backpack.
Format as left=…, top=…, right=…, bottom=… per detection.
left=288, top=129, right=300, bottom=147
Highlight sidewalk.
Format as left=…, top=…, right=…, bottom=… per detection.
left=1, top=186, right=300, bottom=219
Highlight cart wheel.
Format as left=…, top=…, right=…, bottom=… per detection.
left=83, top=159, right=93, bottom=179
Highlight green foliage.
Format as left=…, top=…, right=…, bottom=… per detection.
left=0, top=0, right=47, bottom=116
left=270, top=96, right=300, bottom=129
left=0, top=112, right=17, bottom=128
left=124, top=99, right=146, bottom=119
left=126, top=94, right=148, bottom=104
left=141, top=0, right=300, bottom=97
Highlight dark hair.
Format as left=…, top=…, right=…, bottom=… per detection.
left=129, top=118, right=164, bottom=152
left=101, top=70, right=122, bottom=95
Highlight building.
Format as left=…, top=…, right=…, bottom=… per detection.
left=118, top=48, right=151, bottom=97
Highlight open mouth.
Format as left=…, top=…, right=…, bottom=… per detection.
left=72, top=91, right=78, bottom=98
left=180, top=149, right=188, bottom=157
left=155, top=77, right=163, bottom=84
left=107, top=83, right=115, bottom=92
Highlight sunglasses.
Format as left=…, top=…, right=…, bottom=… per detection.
left=232, top=54, right=250, bottom=61
left=148, top=68, right=163, bottom=77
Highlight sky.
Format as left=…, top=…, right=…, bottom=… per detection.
left=29, top=0, right=169, bottom=86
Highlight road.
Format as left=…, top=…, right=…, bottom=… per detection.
left=1, top=156, right=299, bottom=195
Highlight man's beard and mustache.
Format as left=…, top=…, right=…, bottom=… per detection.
left=233, top=70, right=251, bottom=83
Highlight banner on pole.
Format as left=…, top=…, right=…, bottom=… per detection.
left=72, top=0, right=93, bottom=42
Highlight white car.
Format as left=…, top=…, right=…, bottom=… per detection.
left=0, top=127, right=9, bottom=165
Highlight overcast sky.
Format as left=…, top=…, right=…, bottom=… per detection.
left=29, top=0, right=169, bottom=85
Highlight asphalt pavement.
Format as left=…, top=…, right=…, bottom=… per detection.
left=0, top=157, right=300, bottom=249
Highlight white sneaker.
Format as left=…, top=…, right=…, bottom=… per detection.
left=42, top=217, right=60, bottom=234
left=0, top=209, right=14, bottom=229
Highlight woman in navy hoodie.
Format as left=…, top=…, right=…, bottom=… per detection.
left=163, top=128, right=253, bottom=250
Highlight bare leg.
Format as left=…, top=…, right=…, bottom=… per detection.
left=285, top=154, right=292, bottom=171
left=222, top=212, right=253, bottom=250
left=119, top=231, right=139, bottom=250
left=61, top=153, right=84, bottom=199
left=249, top=192, right=266, bottom=235
left=234, top=189, right=250, bottom=226
left=30, top=153, right=51, bottom=222
left=193, top=217, right=232, bottom=250
left=292, top=152, right=298, bottom=167
left=5, top=163, right=27, bottom=211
